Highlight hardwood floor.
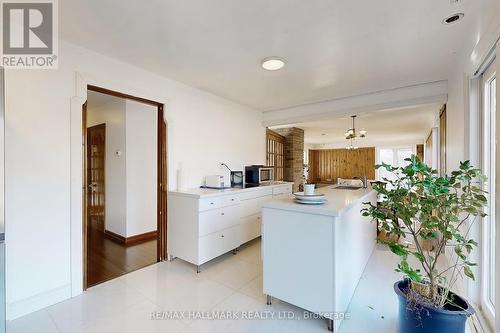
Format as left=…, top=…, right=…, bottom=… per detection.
left=87, top=227, right=157, bottom=288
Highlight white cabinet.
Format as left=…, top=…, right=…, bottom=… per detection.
left=240, top=214, right=262, bottom=244
left=168, top=183, right=292, bottom=270
left=199, top=205, right=240, bottom=237
left=272, top=184, right=293, bottom=197
left=199, top=225, right=240, bottom=264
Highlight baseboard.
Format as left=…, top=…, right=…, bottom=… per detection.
left=103, top=229, right=127, bottom=244
left=7, top=284, right=71, bottom=320
left=104, top=230, right=157, bottom=246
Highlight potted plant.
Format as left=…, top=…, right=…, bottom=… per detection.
left=362, top=156, right=487, bottom=333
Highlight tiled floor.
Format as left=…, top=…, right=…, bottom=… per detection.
left=7, top=240, right=409, bottom=333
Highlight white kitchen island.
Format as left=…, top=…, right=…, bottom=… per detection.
left=261, top=185, right=377, bottom=332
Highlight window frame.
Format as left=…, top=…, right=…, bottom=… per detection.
left=480, top=60, right=496, bottom=326
left=375, top=146, right=416, bottom=181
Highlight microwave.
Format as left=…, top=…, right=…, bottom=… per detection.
left=245, top=165, right=274, bottom=185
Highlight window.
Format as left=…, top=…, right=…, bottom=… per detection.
left=377, top=147, right=415, bottom=183
left=378, top=148, right=394, bottom=182
left=397, top=148, right=413, bottom=167
left=481, top=60, right=496, bottom=323
left=266, top=129, right=285, bottom=181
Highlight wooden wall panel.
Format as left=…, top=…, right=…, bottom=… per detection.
left=417, top=144, right=424, bottom=162
left=308, top=147, right=375, bottom=182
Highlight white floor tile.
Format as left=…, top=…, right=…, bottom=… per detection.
left=46, top=278, right=148, bottom=333
left=150, top=278, right=235, bottom=313
left=7, top=309, right=60, bottom=333
left=78, top=299, right=186, bottom=333
left=8, top=240, right=425, bottom=333
left=238, top=275, right=265, bottom=303
left=205, top=259, right=262, bottom=291
left=337, top=246, right=400, bottom=333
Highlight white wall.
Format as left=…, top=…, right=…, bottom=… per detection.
left=125, top=100, right=157, bottom=237
left=87, top=98, right=127, bottom=237
left=4, top=40, right=265, bottom=319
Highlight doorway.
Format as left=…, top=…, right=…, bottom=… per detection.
left=82, top=85, right=167, bottom=289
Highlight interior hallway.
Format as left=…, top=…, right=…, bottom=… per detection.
left=87, top=228, right=157, bottom=287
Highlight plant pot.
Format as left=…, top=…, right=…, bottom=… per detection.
left=394, top=279, right=474, bottom=333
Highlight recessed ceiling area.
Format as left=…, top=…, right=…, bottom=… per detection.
left=271, top=105, right=440, bottom=148
left=59, top=0, right=499, bottom=111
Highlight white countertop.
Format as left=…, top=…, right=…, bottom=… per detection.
left=169, top=182, right=293, bottom=198
left=261, top=185, right=375, bottom=217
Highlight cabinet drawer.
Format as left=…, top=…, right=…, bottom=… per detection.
left=238, top=187, right=273, bottom=200
left=199, top=195, right=239, bottom=211
left=240, top=195, right=272, bottom=217
left=240, top=214, right=261, bottom=244
left=199, top=205, right=239, bottom=237
left=199, top=225, right=240, bottom=264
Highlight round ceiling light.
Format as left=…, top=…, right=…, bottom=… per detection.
left=261, top=57, right=285, bottom=71
left=442, top=13, right=464, bottom=24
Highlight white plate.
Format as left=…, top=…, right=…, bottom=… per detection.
left=294, top=198, right=327, bottom=205
left=295, top=196, right=327, bottom=202
left=293, top=192, right=325, bottom=199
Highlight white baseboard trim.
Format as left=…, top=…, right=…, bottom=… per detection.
left=7, top=284, right=71, bottom=320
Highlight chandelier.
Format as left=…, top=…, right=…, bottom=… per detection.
left=344, top=115, right=367, bottom=150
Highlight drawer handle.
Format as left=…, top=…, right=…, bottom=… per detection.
left=231, top=198, right=235, bottom=201
left=257, top=217, right=261, bottom=220
left=221, top=234, right=224, bottom=238
left=221, top=212, right=225, bottom=216
left=210, top=202, right=214, bottom=205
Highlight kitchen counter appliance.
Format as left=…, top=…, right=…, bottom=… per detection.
left=245, top=165, right=274, bottom=186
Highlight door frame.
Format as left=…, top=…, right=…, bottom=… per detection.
left=82, top=84, right=167, bottom=290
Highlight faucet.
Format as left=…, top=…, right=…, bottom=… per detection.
left=353, top=176, right=368, bottom=188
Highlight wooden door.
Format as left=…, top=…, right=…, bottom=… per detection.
left=87, top=124, right=106, bottom=232
left=266, top=129, right=286, bottom=181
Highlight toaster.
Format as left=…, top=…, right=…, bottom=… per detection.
left=204, top=175, right=225, bottom=188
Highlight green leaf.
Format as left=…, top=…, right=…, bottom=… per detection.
left=389, top=243, right=408, bottom=257
left=464, top=266, right=475, bottom=280
left=412, top=252, right=425, bottom=263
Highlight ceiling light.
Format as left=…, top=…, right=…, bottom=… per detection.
left=261, top=57, right=285, bottom=71
left=344, top=115, right=367, bottom=141
left=442, top=13, right=464, bottom=24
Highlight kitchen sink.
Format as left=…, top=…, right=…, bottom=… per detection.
left=334, top=185, right=362, bottom=190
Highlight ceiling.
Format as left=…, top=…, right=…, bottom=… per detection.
left=272, top=105, right=439, bottom=148
left=60, top=0, right=499, bottom=111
